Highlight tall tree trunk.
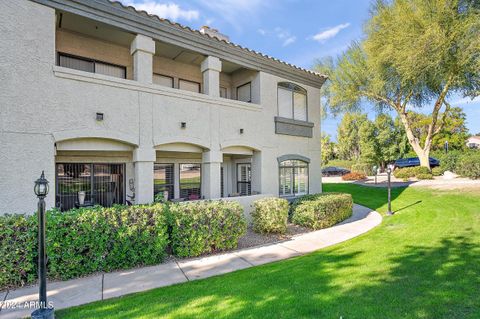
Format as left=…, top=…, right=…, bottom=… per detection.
left=398, top=111, right=431, bottom=169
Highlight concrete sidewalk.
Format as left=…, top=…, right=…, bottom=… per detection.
left=0, top=204, right=381, bottom=319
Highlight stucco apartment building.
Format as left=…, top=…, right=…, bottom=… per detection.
left=0, top=0, right=326, bottom=214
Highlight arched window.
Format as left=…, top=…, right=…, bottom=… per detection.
left=277, top=82, right=307, bottom=121
left=278, top=157, right=309, bottom=197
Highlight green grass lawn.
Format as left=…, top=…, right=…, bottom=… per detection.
left=57, top=184, right=480, bottom=319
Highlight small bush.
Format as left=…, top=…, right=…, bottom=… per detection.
left=351, top=163, right=372, bottom=175
left=0, top=214, right=37, bottom=290
left=456, top=152, right=480, bottom=179
left=251, top=198, right=289, bottom=234
left=417, top=173, right=434, bottom=180
left=0, top=204, right=169, bottom=291
left=342, top=172, right=367, bottom=181
left=432, top=167, right=445, bottom=176
left=169, top=201, right=247, bottom=257
left=292, top=193, right=353, bottom=230
left=394, top=166, right=431, bottom=180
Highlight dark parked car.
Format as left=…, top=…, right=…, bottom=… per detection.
left=394, top=157, right=440, bottom=168
left=322, top=166, right=351, bottom=176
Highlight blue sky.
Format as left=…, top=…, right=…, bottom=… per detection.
left=122, top=0, right=479, bottom=138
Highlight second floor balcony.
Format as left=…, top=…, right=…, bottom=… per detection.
left=54, top=11, right=261, bottom=106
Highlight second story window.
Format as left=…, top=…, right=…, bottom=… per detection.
left=58, top=53, right=126, bottom=79
left=179, top=79, right=201, bottom=93
left=278, top=82, right=307, bottom=121
left=237, top=82, right=252, bottom=103
left=153, top=74, right=174, bottom=88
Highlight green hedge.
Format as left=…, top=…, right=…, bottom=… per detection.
left=0, top=204, right=169, bottom=290
left=0, top=214, right=37, bottom=290
left=291, top=193, right=353, bottom=230
left=432, top=167, right=445, bottom=176
left=456, top=152, right=480, bottom=179
left=251, top=198, right=289, bottom=234
left=351, top=163, right=373, bottom=175
left=393, top=166, right=431, bottom=180
left=169, top=201, right=247, bottom=257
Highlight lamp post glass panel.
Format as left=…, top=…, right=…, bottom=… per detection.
left=373, top=165, right=377, bottom=184
left=386, top=165, right=393, bottom=215
left=31, top=171, right=55, bottom=319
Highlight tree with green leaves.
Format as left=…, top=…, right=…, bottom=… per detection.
left=375, top=114, right=404, bottom=169
left=321, top=132, right=337, bottom=164
left=337, top=113, right=368, bottom=160
left=317, top=0, right=479, bottom=168
left=359, top=120, right=379, bottom=165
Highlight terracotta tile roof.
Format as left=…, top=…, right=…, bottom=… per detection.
left=108, top=0, right=326, bottom=80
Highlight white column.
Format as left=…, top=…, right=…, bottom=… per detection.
left=202, top=150, right=222, bottom=199
left=251, top=150, right=262, bottom=194
left=200, top=56, right=222, bottom=97
left=133, top=147, right=156, bottom=204
left=130, top=34, right=155, bottom=84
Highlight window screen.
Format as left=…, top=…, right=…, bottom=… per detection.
left=237, top=164, right=251, bottom=196
left=153, top=74, right=174, bottom=88
left=277, top=82, right=308, bottom=121
left=154, top=163, right=174, bottom=200
left=95, top=62, right=126, bottom=79
left=59, top=54, right=94, bottom=73
left=58, top=53, right=126, bottom=79
left=237, top=82, right=251, bottom=102
left=179, top=163, right=201, bottom=200
left=179, top=79, right=201, bottom=93
left=293, top=91, right=307, bottom=121
left=279, top=160, right=308, bottom=197
left=278, top=87, right=293, bottom=118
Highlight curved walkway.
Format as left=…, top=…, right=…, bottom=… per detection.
left=0, top=204, right=382, bottom=319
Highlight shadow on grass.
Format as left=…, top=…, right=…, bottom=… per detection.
left=57, top=234, right=480, bottom=319
left=394, top=200, right=422, bottom=213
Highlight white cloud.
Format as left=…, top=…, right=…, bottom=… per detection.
left=122, top=1, right=200, bottom=21
left=282, top=36, right=296, bottom=47
left=273, top=27, right=296, bottom=46
left=257, top=28, right=267, bottom=36
left=312, top=23, right=350, bottom=43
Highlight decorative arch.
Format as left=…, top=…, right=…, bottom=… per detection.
left=220, top=140, right=261, bottom=152
left=277, top=154, right=310, bottom=164
left=53, top=129, right=138, bottom=147
left=154, top=137, right=210, bottom=151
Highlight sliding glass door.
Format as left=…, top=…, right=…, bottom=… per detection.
left=56, top=163, right=124, bottom=211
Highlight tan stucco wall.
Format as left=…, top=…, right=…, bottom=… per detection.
left=0, top=0, right=322, bottom=214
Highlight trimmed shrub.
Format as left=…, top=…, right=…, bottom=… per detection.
left=0, top=214, right=37, bottom=290
left=417, top=173, right=434, bottom=180
left=342, top=172, right=367, bottom=181
left=0, top=204, right=169, bottom=290
left=394, top=166, right=431, bottom=180
left=169, top=201, right=247, bottom=257
left=351, top=163, right=372, bottom=175
left=323, top=159, right=355, bottom=170
left=291, top=193, right=353, bottom=230
left=432, top=167, right=445, bottom=176
left=456, top=152, right=480, bottom=179
left=251, top=198, right=289, bottom=234
left=433, top=150, right=462, bottom=172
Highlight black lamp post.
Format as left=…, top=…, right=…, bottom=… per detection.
left=31, top=171, right=55, bottom=319
left=386, top=165, right=394, bottom=215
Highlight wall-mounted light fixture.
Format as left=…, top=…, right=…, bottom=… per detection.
left=96, top=112, right=104, bottom=121
left=239, top=128, right=244, bottom=134
left=181, top=122, right=187, bottom=129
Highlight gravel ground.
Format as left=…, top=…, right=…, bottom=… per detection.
left=237, top=223, right=311, bottom=249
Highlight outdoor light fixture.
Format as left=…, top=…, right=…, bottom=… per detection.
left=386, top=165, right=394, bottom=215
left=239, top=128, right=244, bottom=134
left=181, top=122, right=186, bottom=129
left=373, top=165, right=378, bottom=184
left=31, top=171, right=54, bottom=319
left=96, top=112, right=104, bottom=121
